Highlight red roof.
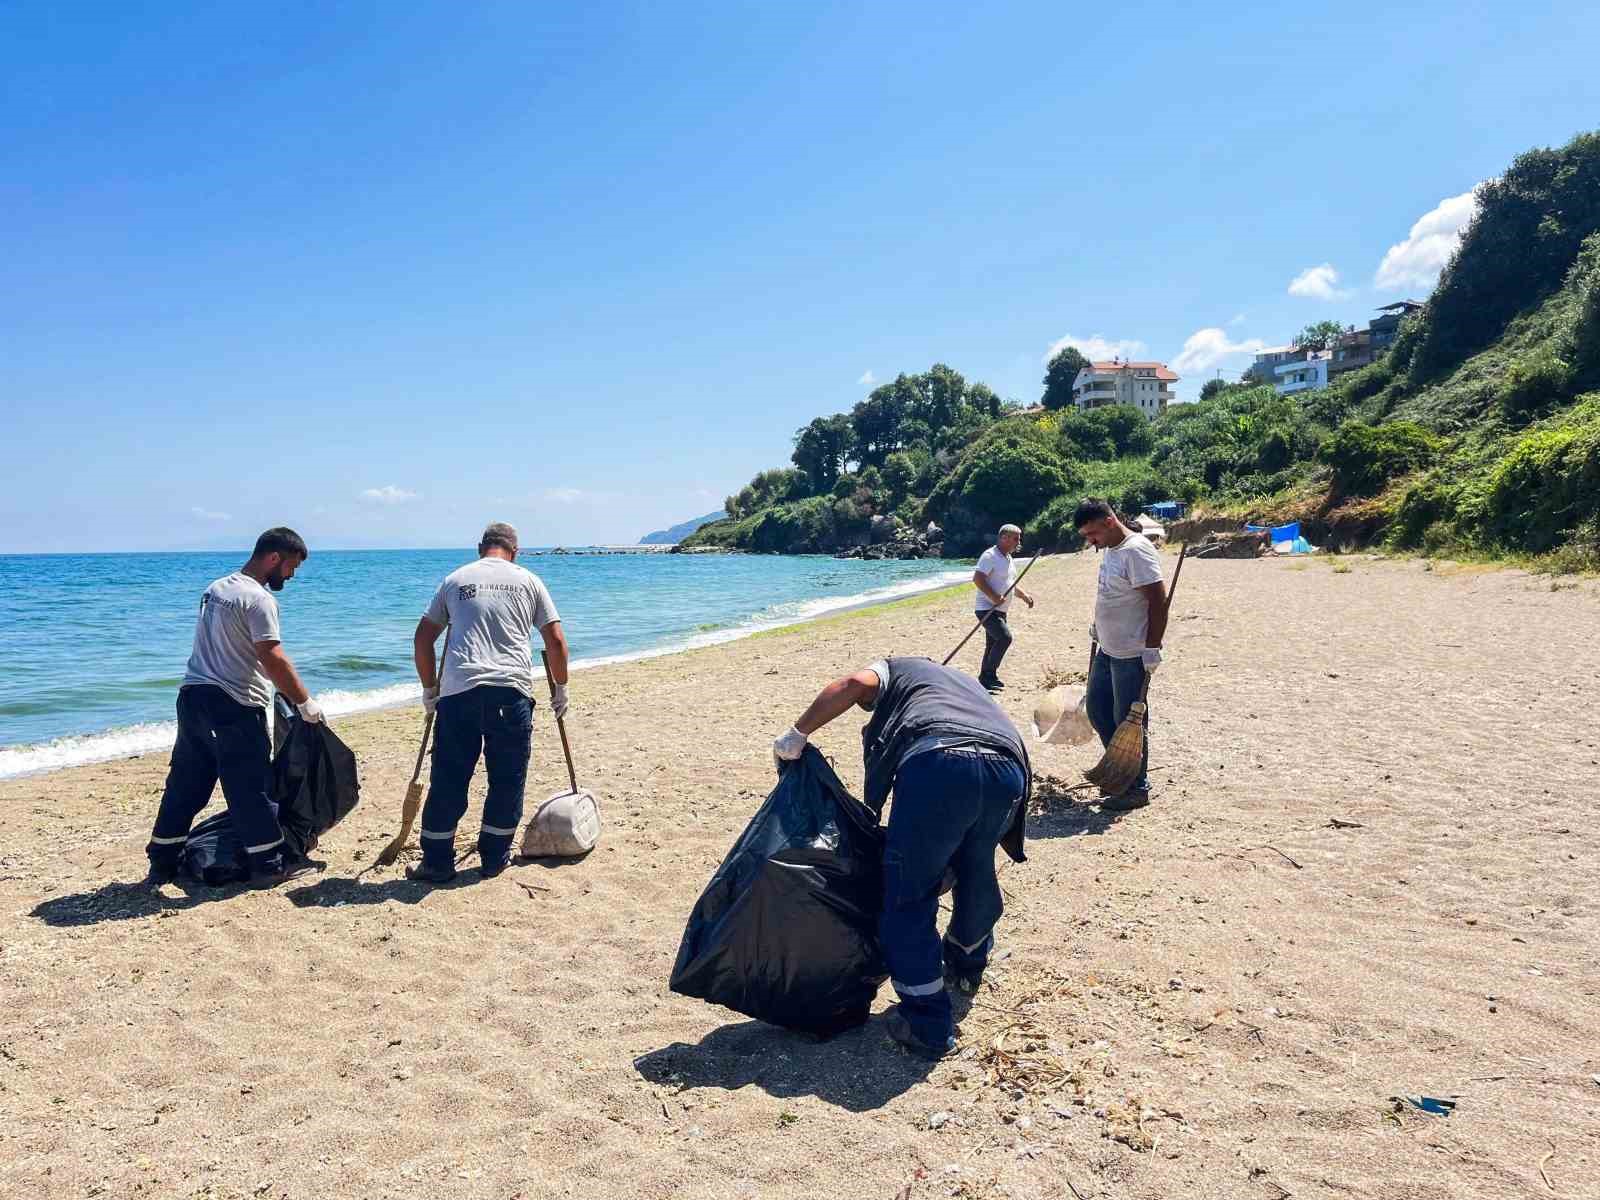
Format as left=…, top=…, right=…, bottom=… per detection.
left=1086, top=361, right=1178, bottom=381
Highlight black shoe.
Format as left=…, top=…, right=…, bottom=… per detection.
left=944, top=963, right=985, bottom=995
left=1100, top=787, right=1151, bottom=812
left=406, top=862, right=458, bottom=885
left=479, top=857, right=510, bottom=879
left=885, top=1007, right=956, bottom=1061
left=251, top=858, right=319, bottom=889
left=143, top=861, right=178, bottom=887
left=978, top=677, right=1001, bottom=693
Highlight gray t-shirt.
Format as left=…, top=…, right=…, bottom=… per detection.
left=1091, top=532, right=1164, bottom=658
left=424, top=557, right=561, bottom=699
left=181, top=572, right=282, bottom=709
left=973, top=546, right=1015, bottom=613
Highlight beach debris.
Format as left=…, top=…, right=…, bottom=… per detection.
left=1538, top=1139, right=1558, bottom=1194
left=1392, top=1095, right=1456, bottom=1117
left=928, top=1110, right=955, bottom=1130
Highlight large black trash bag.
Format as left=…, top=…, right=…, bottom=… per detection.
left=181, top=703, right=362, bottom=885
left=669, top=746, right=887, bottom=1037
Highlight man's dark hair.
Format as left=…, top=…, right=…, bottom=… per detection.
left=479, top=521, right=519, bottom=554
left=252, top=527, right=309, bottom=561
left=1072, top=498, right=1115, bottom=529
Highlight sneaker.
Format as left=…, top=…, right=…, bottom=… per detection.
left=143, top=861, right=178, bottom=887
left=250, top=858, right=319, bottom=888
left=978, top=677, right=1001, bottom=693
left=945, top=967, right=984, bottom=995
left=885, top=1007, right=956, bottom=1061
left=405, top=861, right=458, bottom=885
left=479, top=856, right=511, bottom=879
left=1100, top=787, right=1151, bottom=812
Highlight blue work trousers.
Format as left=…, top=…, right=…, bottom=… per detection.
left=1085, top=651, right=1150, bottom=793
left=880, top=749, right=1027, bottom=1046
left=147, top=685, right=286, bottom=875
left=420, top=686, right=533, bottom=871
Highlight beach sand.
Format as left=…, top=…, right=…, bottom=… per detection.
left=2, top=552, right=1597, bottom=1199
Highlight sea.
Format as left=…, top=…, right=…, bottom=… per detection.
left=0, top=549, right=972, bottom=779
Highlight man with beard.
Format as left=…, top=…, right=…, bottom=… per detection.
left=145, top=527, right=323, bottom=886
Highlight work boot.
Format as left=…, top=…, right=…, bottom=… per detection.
left=406, top=861, right=457, bottom=885
left=1100, top=787, right=1151, bottom=812
left=479, top=855, right=511, bottom=879
left=945, top=966, right=984, bottom=995
left=885, top=1007, right=956, bottom=1061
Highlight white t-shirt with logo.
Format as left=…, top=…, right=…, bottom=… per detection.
left=182, top=572, right=282, bottom=709
left=1092, top=533, right=1164, bottom=658
left=974, top=546, right=1016, bottom=613
left=424, top=557, right=561, bottom=699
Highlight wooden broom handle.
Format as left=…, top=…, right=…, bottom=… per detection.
left=542, top=650, right=579, bottom=794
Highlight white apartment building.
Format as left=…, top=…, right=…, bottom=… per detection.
left=1274, top=352, right=1330, bottom=395
left=1070, top=360, right=1179, bottom=417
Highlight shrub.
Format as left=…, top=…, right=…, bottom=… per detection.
left=1483, top=394, right=1600, bottom=550
left=1319, top=421, right=1441, bottom=499
left=1498, top=345, right=1571, bottom=421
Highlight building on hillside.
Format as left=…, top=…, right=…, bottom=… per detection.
left=1329, top=326, right=1373, bottom=378
left=1244, top=345, right=1304, bottom=384
left=1368, top=299, right=1423, bottom=355
left=1070, top=360, right=1178, bottom=417
left=1274, top=351, right=1331, bottom=395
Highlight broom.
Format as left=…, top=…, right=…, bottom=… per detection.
left=376, top=624, right=449, bottom=867
left=941, top=552, right=1044, bottom=667
left=1083, top=543, right=1188, bottom=795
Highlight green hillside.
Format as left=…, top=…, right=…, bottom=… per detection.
left=686, top=130, right=1600, bottom=571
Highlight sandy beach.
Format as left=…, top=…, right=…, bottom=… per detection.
left=2, top=550, right=1597, bottom=1200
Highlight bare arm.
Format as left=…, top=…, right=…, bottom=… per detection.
left=413, top=616, right=444, bottom=688
left=539, top=620, right=569, bottom=685
left=794, top=670, right=881, bottom=735
left=972, top=570, right=1005, bottom=607
left=256, top=641, right=310, bottom=705
left=1139, top=580, right=1169, bottom=648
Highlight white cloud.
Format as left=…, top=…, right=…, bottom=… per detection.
left=191, top=506, right=230, bottom=522
left=1228, top=312, right=1247, bottom=327
left=1044, top=333, right=1147, bottom=364
left=1375, top=185, right=1483, bottom=292
left=857, top=370, right=877, bottom=386
left=1287, top=263, right=1348, bottom=300
left=1171, top=328, right=1268, bottom=375
left=359, top=485, right=419, bottom=505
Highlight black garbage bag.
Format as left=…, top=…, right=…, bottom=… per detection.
left=669, top=746, right=887, bottom=1037
left=181, top=705, right=361, bottom=884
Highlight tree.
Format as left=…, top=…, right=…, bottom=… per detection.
left=850, top=384, right=909, bottom=466
left=882, top=452, right=919, bottom=506
left=791, top=414, right=853, bottom=492
left=1294, top=319, right=1348, bottom=352
left=1199, top=377, right=1229, bottom=402
left=1042, top=346, right=1090, bottom=410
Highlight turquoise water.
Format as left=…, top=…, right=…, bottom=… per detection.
left=0, top=549, right=970, bottom=776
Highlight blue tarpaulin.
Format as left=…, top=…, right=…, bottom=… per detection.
left=1144, top=501, right=1183, bottom=519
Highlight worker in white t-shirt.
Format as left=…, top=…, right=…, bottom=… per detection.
left=971, top=524, right=1035, bottom=692
left=145, top=527, right=323, bottom=887
left=1074, top=498, right=1168, bottom=810
left=410, top=522, right=570, bottom=883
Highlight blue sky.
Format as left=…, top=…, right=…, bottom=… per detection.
left=3, top=2, right=1598, bottom=552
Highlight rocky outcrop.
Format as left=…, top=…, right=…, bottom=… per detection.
left=835, top=520, right=944, bottom=561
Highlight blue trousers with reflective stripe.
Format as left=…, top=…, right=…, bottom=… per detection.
left=880, top=748, right=1027, bottom=1046
left=420, top=686, right=533, bottom=871
left=147, top=685, right=286, bottom=874
left=1085, top=651, right=1149, bottom=793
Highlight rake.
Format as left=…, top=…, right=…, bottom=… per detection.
left=1083, top=543, right=1188, bottom=795
left=942, top=552, right=1045, bottom=667
left=376, top=624, right=449, bottom=867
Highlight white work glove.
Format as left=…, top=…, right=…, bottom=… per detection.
left=1141, top=647, right=1163, bottom=673
left=297, top=697, right=325, bottom=724
left=772, top=726, right=808, bottom=765
left=550, top=683, right=569, bottom=721
left=422, top=686, right=439, bottom=715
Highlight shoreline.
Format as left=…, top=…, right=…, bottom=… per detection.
left=3, top=551, right=1596, bottom=1199
left=0, top=564, right=980, bottom=781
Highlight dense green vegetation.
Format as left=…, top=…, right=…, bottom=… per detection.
left=685, top=130, right=1600, bottom=570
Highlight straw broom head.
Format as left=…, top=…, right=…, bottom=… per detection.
left=375, top=780, right=424, bottom=866
left=1083, top=698, right=1147, bottom=795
